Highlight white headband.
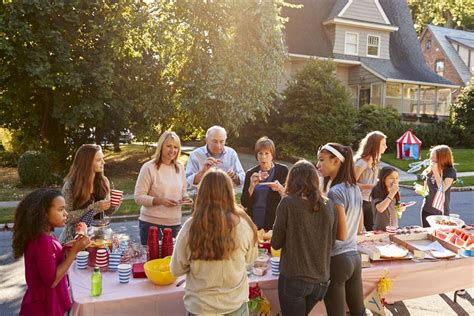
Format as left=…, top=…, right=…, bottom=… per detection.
left=321, top=144, right=345, bottom=162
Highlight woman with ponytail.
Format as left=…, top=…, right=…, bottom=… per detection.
left=317, top=143, right=365, bottom=316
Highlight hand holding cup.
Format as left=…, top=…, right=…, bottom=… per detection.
left=98, top=199, right=111, bottom=211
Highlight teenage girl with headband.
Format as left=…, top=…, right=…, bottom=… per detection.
left=317, top=143, right=365, bottom=316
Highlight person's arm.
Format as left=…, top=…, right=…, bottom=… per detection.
left=375, top=184, right=398, bottom=213
left=232, top=150, right=246, bottom=185
left=134, top=163, right=155, bottom=207
left=244, top=222, right=258, bottom=264
left=240, top=170, right=254, bottom=208
left=185, top=152, right=202, bottom=187
left=52, top=235, right=90, bottom=288
left=170, top=220, right=191, bottom=277
left=62, top=181, right=104, bottom=226
left=435, top=167, right=456, bottom=192
left=328, top=188, right=348, bottom=241
left=103, top=177, right=118, bottom=216
left=271, top=199, right=288, bottom=250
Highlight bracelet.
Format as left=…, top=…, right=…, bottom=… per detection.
left=387, top=196, right=393, bottom=201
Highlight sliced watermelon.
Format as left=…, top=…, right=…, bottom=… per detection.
left=448, top=233, right=459, bottom=245
left=456, top=237, right=466, bottom=247
left=435, top=230, right=448, bottom=240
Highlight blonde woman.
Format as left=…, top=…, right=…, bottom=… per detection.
left=134, top=131, right=191, bottom=244
left=171, top=170, right=258, bottom=315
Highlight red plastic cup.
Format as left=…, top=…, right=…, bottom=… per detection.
left=110, top=189, right=124, bottom=207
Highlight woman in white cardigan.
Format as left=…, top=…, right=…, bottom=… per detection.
left=134, top=131, right=192, bottom=244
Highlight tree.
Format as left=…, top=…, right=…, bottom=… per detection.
left=408, top=0, right=474, bottom=34
left=452, top=81, right=474, bottom=147
left=0, top=1, right=175, bottom=168
left=276, top=60, right=357, bottom=157
left=166, top=0, right=288, bottom=135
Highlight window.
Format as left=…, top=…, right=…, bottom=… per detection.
left=403, top=84, right=418, bottom=113
left=345, top=32, right=359, bottom=55
left=371, top=83, right=382, bottom=105
left=367, top=35, right=380, bottom=57
left=437, top=88, right=451, bottom=116
left=419, top=86, right=436, bottom=114
left=385, top=83, right=402, bottom=112
left=435, top=60, right=444, bottom=76
left=426, top=40, right=431, bottom=50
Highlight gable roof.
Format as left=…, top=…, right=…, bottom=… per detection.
left=423, top=25, right=473, bottom=85
left=283, top=0, right=456, bottom=87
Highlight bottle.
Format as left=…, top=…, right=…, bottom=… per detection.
left=91, top=266, right=102, bottom=297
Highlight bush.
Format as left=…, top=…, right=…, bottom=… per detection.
left=0, top=151, right=19, bottom=167
left=18, top=151, right=54, bottom=186
left=275, top=60, right=357, bottom=157
left=452, top=82, right=474, bottom=147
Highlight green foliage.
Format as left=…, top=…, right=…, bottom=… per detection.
left=17, top=151, right=53, bottom=186
left=276, top=60, right=357, bottom=157
left=408, top=0, right=474, bottom=33
left=0, top=151, right=18, bottom=167
left=354, top=104, right=402, bottom=151
left=0, top=1, right=288, bottom=166
left=452, top=83, right=474, bottom=147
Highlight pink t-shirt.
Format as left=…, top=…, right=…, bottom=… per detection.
left=20, top=233, right=72, bottom=316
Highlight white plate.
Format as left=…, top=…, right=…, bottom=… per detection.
left=427, top=215, right=465, bottom=231
left=400, top=201, right=416, bottom=208
left=258, top=182, right=276, bottom=186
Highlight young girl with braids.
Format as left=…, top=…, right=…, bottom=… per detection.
left=317, top=143, right=365, bottom=316
left=354, top=131, right=387, bottom=231
left=12, top=189, right=90, bottom=316
left=171, top=169, right=258, bottom=315
left=59, top=144, right=118, bottom=244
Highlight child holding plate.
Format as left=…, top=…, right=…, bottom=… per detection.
left=371, top=167, right=410, bottom=231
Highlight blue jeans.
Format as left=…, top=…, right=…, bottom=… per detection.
left=139, top=220, right=180, bottom=245
left=187, top=302, right=248, bottom=316
left=278, top=273, right=330, bottom=316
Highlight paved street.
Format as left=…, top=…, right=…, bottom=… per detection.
left=1, top=189, right=473, bottom=315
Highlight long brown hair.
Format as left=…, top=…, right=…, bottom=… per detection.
left=319, top=143, right=357, bottom=191
left=66, top=144, right=108, bottom=209
left=431, top=145, right=454, bottom=172
left=12, top=189, right=62, bottom=259
left=371, top=167, right=400, bottom=203
left=285, top=160, right=326, bottom=212
left=153, top=131, right=181, bottom=173
left=355, top=131, right=386, bottom=169
left=188, top=169, right=258, bottom=260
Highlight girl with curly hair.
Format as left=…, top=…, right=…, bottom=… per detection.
left=12, top=188, right=90, bottom=316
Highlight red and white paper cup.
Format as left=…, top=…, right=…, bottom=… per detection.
left=110, top=189, right=124, bottom=207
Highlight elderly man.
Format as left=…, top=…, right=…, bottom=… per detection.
left=186, top=125, right=245, bottom=188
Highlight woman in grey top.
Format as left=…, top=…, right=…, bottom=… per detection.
left=272, top=160, right=337, bottom=315
left=317, top=143, right=364, bottom=316
left=354, top=131, right=387, bottom=232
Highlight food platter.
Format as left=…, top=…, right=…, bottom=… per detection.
left=426, top=215, right=465, bottom=231
left=377, top=243, right=409, bottom=259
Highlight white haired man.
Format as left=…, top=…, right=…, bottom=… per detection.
left=185, top=125, right=245, bottom=188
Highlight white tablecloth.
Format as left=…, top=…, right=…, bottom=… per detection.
left=69, top=257, right=474, bottom=316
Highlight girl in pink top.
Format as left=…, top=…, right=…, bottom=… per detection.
left=12, top=189, right=90, bottom=316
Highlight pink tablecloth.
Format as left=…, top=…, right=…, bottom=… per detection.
left=69, top=257, right=474, bottom=316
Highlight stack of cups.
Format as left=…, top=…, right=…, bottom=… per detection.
left=76, top=251, right=89, bottom=269
left=118, top=264, right=132, bottom=284
left=162, top=228, right=174, bottom=258
left=95, top=249, right=109, bottom=272
left=270, top=257, right=280, bottom=276
left=108, top=252, right=121, bottom=271
left=119, top=240, right=128, bottom=254
left=147, top=226, right=159, bottom=261
left=110, top=189, right=124, bottom=208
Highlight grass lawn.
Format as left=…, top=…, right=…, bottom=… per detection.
left=400, top=176, right=474, bottom=187
left=382, top=148, right=474, bottom=173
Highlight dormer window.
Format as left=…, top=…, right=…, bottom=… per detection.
left=435, top=60, right=445, bottom=76
left=367, top=35, right=380, bottom=57
left=426, top=40, right=431, bottom=50
left=344, top=32, right=359, bottom=55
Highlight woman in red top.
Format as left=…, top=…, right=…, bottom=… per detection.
left=12, top=189, right=90, bottom=316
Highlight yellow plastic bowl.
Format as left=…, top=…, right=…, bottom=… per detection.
left=144, top=257, right=177, bottom=286
left=271, top=247, right=281, bottom=257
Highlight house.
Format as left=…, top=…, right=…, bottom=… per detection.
left=420, top=25, right=474, bottom=92
left=281, top=0, right=459, bottom=123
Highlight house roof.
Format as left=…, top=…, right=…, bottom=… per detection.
left=424, top=25, right=473, bottom=85
left=283, top=0, right=456, bottom=87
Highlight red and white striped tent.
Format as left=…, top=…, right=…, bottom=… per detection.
left=396, top=129, right=422, bottom=160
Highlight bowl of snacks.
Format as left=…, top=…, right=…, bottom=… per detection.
left=144, top=257, right=176, bottom=286
left=427, top=215, right=465, bottom=231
